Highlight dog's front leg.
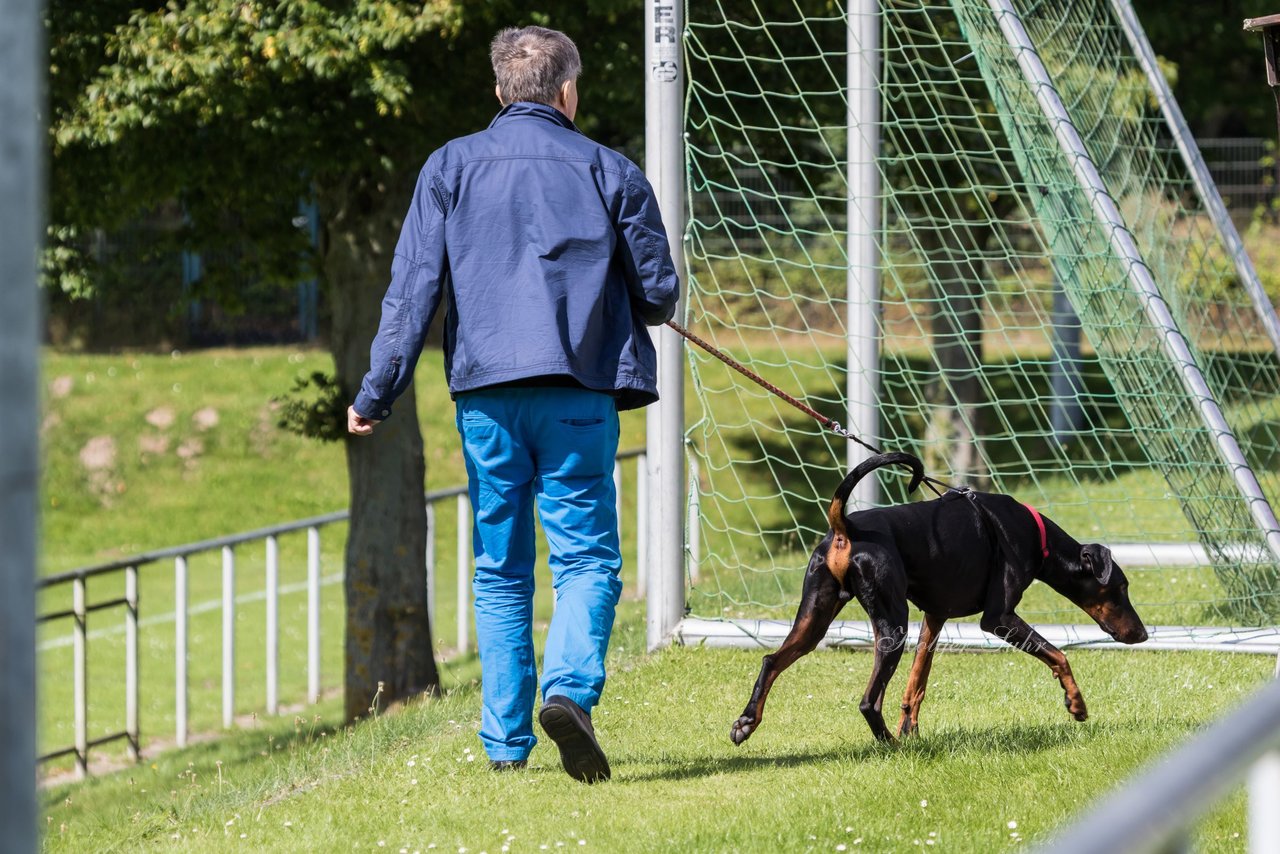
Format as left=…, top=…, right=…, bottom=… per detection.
left=731, top=570, right=844, bottom=745
left=981, top=610, right=1087, bottom=721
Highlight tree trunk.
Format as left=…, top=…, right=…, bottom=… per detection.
left=323, top=176, right=440, bottom=722
left=920, top=221, right=990, bottom=490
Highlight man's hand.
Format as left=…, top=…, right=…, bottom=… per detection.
left=347, top=405, right=382, bottom=437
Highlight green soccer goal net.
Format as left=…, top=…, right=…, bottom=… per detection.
left=676, top=0, right=1280, bottom=639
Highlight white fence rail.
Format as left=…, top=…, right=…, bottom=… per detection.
left=1035, top=669, right=1280, bottom=854
left=37, top=449, right=645, bottom=778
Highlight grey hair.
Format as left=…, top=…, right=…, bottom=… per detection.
left=490, top=26, right=582, bottom=107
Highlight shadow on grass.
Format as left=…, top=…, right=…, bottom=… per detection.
left=622, top=717, right=1191, bottom=784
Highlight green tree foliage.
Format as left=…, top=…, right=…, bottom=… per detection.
left=46, top=0, right=646, bottom=721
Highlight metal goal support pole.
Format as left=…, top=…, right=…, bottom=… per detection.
left=1113, top=0, right=1280, bottom=359
left=847, top=0, right=881, bottom=508
left=645, top=0, right=688, bottom=651
left=989, top=0, right=1280, bottom=565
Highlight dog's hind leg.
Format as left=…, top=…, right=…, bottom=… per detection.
left=858, top=609, right=908, bottom=742
left=730, top=570, right=845, bottom=746
left=851, top=549, right=910, bottom=742
left=896, top=613, right=946, bottom=738
left=981, top=610, right=1088, bottom=721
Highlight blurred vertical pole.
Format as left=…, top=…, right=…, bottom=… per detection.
left=0, top=0, right=42, bottom=847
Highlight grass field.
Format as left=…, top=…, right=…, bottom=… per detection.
left=39, top=644, right=1275, bottom=852
left=36, top=344, right=1280, bottom=850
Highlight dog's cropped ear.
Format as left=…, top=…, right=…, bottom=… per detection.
left=1080, top=544, right=1115, bottom=586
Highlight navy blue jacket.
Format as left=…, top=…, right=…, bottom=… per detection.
left=353, top=102, right=680, bottom=419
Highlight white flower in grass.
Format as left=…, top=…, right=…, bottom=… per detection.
left=411, top=779, right=418, bottom=785
left=920, top=799, right=928, bottom=808
left=1007, top=821, right=1017, bottom=830
left=837, top=846, right=847, bottom=852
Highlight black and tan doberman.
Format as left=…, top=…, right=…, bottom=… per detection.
left=730, top=452, right=1148, bottom=745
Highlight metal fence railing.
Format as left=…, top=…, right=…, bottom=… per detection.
left=1196, top=137, right=1279, bottom=218
left=37, top=449, right=646, bottom=778
left=1035, top=665, right=1280, bottom=854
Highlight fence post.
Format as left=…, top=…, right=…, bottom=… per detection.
left=456, top=493, right=470, bottom=655
left=307, top=526, right=320, bottom=705
left=637, top=453, right=648, bottom=599
left=266, top=535, right=279, bottom=715
left=222, top=545, right=235, bottom=728
left=687, top=451, right=700, bottom=584
left=1250, top=750, right=1280, bottom=853
left=425, top=503, right=437, bottom=627
left=614, top=460, right=624, bottom=547
left=73, top=576, right=88, bottom=778
left=175, top=556, right=188, bottom=747
left=126, top=566, right=139, bottom=761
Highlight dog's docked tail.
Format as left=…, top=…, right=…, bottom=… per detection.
left=826, top=452, right=925, bottom=532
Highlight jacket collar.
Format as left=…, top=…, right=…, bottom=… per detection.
left=489, top=101, right=582, bottom=134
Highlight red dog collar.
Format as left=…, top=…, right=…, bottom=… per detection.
left=1023, top=503, right=1049, bottom=559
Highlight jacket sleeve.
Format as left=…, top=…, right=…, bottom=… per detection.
left=351, top=159, right=449, bottom=421
left=615, top=166, right=681, bottom=325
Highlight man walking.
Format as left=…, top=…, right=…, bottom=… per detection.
left=347, top=25, right=679, bottom=783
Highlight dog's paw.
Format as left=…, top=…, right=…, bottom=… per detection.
left=730, top=717, right=755, bottom=745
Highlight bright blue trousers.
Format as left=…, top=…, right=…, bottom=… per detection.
left=455, top=386, right=623, bottom=761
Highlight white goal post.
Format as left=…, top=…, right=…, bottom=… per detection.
left=644, top=0, right=1280, bottom=653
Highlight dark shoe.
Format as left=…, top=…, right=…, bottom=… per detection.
left=538, top=696, right=611, bottom=783
left=488, top=759, right=527, bottom=772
